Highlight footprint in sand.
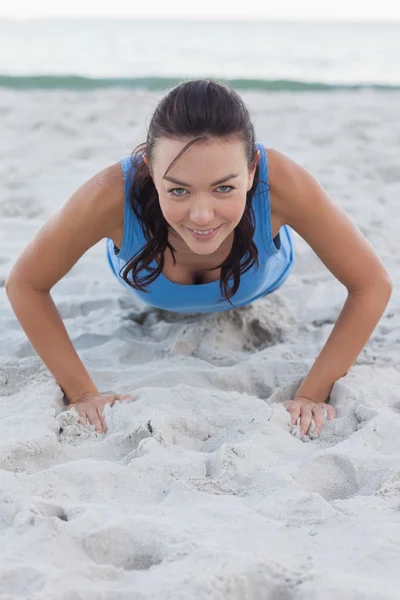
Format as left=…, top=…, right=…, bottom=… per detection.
left=82, top=523, right=164, bottom=571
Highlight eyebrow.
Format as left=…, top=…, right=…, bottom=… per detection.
left=163, top=173, right=240, bottom=187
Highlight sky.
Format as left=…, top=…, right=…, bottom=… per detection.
left=1, top=0, right=400, bottom=22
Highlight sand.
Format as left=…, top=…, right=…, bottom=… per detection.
left=0, top=87, right=399, bottom=599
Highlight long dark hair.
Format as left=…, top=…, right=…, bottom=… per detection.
left=120, top=78, right=268, bottom=306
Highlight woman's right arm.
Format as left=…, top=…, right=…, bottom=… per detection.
left=5, top=161, right=125, bottom=407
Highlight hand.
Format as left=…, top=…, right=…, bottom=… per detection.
left=282, top=396, right=336, bottom=436
left=67, top=391, right=134, bottom=434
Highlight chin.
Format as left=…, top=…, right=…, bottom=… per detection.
left=190, top=244, right=220, bottom=255
left=187, top=226, right=228, bottom=245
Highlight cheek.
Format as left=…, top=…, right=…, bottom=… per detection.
left=158, top=197, right=183, bottom=223
left=225, top=196, right=246, bottom=222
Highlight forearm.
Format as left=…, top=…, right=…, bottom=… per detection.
left=6, top=283, right=99, bottom=402
left=295, top=282, right=392, bottom=403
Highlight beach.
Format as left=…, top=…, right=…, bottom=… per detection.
left=0, top=87, right=399, bottom=598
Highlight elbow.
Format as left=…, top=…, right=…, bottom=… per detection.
left=5, top=276, right=28, bottom=298
left=5, top=276, right=16, bottom=296
left=379, top=266, right=393, bottom=293
left=6, top=276, right=49, bottom=298
left=380, top=275, right=393, bottom=299
left=349, top=274, right=393, bottom=297
left=374, top=276, right=393, bottom=306
left=5, top=277, right=20, bottom=301
left=5, top=267, right=18, bottom=294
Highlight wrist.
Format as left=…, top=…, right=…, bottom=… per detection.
left=293, top=395, right=318, bottom=403
left=60, top=384, right=100, bottom=404
left=293, top=394, right=328, bottom=404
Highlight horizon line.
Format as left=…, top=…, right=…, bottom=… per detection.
left=1, top=16, right=400, bottom=25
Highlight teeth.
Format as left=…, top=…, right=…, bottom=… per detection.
left=192, top=229, right=214, bottom=235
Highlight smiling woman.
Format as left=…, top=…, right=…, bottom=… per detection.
left=106, top=80, right=296, bottom=312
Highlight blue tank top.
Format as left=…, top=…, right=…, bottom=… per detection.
left=106, top=141, right=295, bottom=313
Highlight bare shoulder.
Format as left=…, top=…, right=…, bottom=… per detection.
left=69, top=159, right=126, bottom=245
left=6, top=160, right=126, bottom=291
left=263, top=147, right=392, bottom=291
left=97, top=160, right=124, bottom=188
left=265, top=146, right=294, bottom=205
left=92, top=160, right=125, bottom=236
left=265, top=146, right=314, bottom=222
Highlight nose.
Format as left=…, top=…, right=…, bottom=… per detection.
left=188, top=196, right=215, bottom=225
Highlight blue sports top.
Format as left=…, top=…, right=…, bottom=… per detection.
left=106, top=141, right=295, bottom=313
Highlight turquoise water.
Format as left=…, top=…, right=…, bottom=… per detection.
left=1, top=19, right=399, bottom=90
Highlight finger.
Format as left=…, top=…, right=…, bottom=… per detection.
left=96, top=407, right=107, bottom=433
left=109, top=394, right=125, bottom=406
left=325, top=405, right=336, bottom=419
left=287, top=405, right=301, bottom=425
left=114, top=393, right=135, bottom=404
left=300, top=406, right=313, bottom=436
left=86, top=408, right=105, bottom=434
left=75, top=408, right=88, bottom=427
left=311, top=404, right=326, bottom=433
left=111, top=394, right=135, bottom=406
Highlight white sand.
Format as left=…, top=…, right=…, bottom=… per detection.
left=0, top=88, right=399, bottom=599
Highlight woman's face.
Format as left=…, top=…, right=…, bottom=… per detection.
left=145, top=138, right=260, bottom=256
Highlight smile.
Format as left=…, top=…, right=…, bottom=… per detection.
left=185, top=225, right=222, bottom=240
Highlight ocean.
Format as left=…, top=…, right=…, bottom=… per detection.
left=0, top=18, right=399, bottom=91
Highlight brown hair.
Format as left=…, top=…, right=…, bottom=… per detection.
left=120, top=78, right=269, bottom=306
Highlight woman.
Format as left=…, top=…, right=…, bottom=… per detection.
left=6, top=80, right=392, bottom=437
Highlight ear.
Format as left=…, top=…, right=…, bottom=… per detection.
left=143, top=154, right=154, bottom=179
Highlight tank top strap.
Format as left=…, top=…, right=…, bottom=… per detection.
left=253, top=142, right=282, bottom=256
left=115, top=153, right=144, bottom=262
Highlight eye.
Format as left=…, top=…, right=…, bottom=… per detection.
left=217, top=185, right=234, bottom=193
left=168, top=187, right=187, bottom=196
left=167, top=185, right=234, bottom=197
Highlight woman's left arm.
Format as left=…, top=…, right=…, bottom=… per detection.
left=268, top=149, right=393, bottom=404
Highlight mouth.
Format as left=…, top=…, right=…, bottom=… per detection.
left=185, top=224, right=223, bottom=240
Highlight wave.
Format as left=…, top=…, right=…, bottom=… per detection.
left=0, top=75, right=399, bottom=92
